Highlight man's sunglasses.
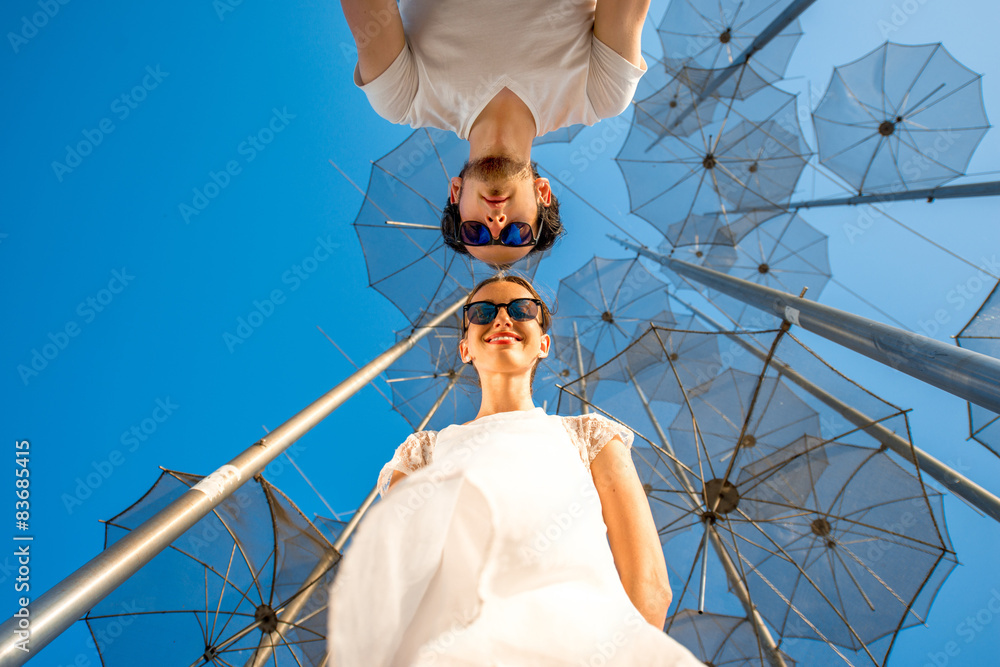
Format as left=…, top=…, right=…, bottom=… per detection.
left=463, top=298, right=542, bottom=331
left=459, top=221, right=536, bottom=247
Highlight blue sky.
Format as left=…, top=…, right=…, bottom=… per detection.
left=3, top=0, right=1000, bottom=664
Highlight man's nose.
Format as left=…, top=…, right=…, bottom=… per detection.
left=486, top=210, right=507, bottom=225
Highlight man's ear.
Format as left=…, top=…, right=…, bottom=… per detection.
left=534, top=178, right=552, bottom=207
left=449, top=177, right=463, bottom=205
left=538, top=333, right=551, bottom=358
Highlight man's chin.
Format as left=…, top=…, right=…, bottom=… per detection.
left=465, top=244, right=533, bottom=267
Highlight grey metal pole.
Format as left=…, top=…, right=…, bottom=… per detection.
left=629, top=374, right=788, bottom=667
left=0, top=297, right=466, bottom=666
left=246, top=357, right=466, bottom=666
left=718, top=180, right=1000, bottom=215
left=673, top=295, right=1000, bottom=525
left=573, top=321, right=590, bottom=414
left=652, top=0, right=818, bottom=144
left=612, top=237, right=1000, bottom=415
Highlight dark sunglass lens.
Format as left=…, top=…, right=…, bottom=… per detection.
left=507, top=299, right=539, bottom=321
left=499, top=222, right=533, bottom=246
left=460, top=222, right=491, bottom=246
left=467, top=303, right=498, bottom=325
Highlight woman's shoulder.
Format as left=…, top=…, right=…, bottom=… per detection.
left=558, top=413, right=635, bottom=464
left=400, top=429, right=438, bottom=447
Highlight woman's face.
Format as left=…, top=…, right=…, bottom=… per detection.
left=459, top=281, right=550, bottom=375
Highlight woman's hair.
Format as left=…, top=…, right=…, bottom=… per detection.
left=461, top=274, right=553, bottom=388
left=440, top=163, right=564, bottom=256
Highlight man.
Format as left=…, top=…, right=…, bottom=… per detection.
left=341, top=0, right=650, bottom=265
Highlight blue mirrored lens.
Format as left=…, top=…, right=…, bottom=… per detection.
left=467, top=303, right=498, bottom=324
left=499, top=223, right=533, bottom=246
left=460, top=222, right=491, bottom=245
left=507, top=299, right=539, bottom=320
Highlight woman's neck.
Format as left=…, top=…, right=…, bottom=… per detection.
left=473, top=371, right=536, bottom=421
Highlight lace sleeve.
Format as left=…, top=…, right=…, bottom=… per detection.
left=561, top=414, right=634, bottom=470
left=376, top=431, right=436, bottom=498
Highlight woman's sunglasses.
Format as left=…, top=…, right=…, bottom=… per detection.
left=463, top=298, right=542, bottom=331
left=459, top=221, right=536, bottom=247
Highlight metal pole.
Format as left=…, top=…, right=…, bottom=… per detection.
left=0, top=297, right=466, bottom=666
left=573, top=321, right=590, bottom=414
left=674, top=296, right=1000, bottom=525
left=612, top=237, right=1000, bottom=415
left=630, top=373, right=788, bottom=667
left=245, top=548, right=340, bottom=667
left=717, top=180, right=1000, bottom=215
left=652, top=0, right=818, bottom=144
left=246, top=360, right=466, bottom=665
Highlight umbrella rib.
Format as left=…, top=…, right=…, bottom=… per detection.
left=730, top=508, right=878, bottom=663
left=209, top=543, right=240, bottom=645
left=715, top=328, right=789, bottom=495
left=667, top=527, right=709, bottom=627
left=904, top=76, right=984, bottom=120
left=830, top=544, right=877, bottom=612
left=715, top=519, right=855, bottom=663
left=890, top=45, right=937, bottom=119
left=425, top=128, right=453, bottom=181
left=328, top=159, right=395, bottom=224
left=893, top=130, right=965, bottom=177
left=371, top=161, right=441, bottom=211
left=731, top=0, right=781, bottom=34
left=835, top=538, right=923, bottom=617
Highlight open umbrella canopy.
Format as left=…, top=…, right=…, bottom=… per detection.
left=552, top=255, right=676, bottom=365
left=565, top=325, right=955, bottom=666
left=656, top=0, right=804, bottom=99
left=84, top=470, right=337, bottom=667
left=697, top=212, right=831, bottom=328
left=956, top=280, right=1000, bottom=458
left=812, top=41, right=990, bottom=194
left=616, top=83, right=812, bottom=244
left=666, top=609, right=797, bottom=666
left=634, top=71, right=721, bottom=140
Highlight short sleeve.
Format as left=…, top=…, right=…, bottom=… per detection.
left=353, top=41, right=419, bottom=126
left=586, top=35, right=647, bottom=120
left=561, top=414, right=634, bottom=470
left=376, top=431, right=436, bottom=497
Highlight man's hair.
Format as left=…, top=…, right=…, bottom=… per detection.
left=460, top=274, right=553, bottom=388
left=440, top=162, right=563, bottom=256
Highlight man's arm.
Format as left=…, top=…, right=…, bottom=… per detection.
left=340, top=0, right=406, bottom=84
left=591, top=436, right=672, bottom=628
left=593, top=0, right=651, bottom=67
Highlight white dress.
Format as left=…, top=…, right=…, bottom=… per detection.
left=327, top=408, right=703, bottom=666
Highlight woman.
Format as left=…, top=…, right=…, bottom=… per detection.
left=327, top=275, right=702, bottom=666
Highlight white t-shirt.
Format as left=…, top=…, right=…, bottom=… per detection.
left=353, top=0, right=647, bottom=139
